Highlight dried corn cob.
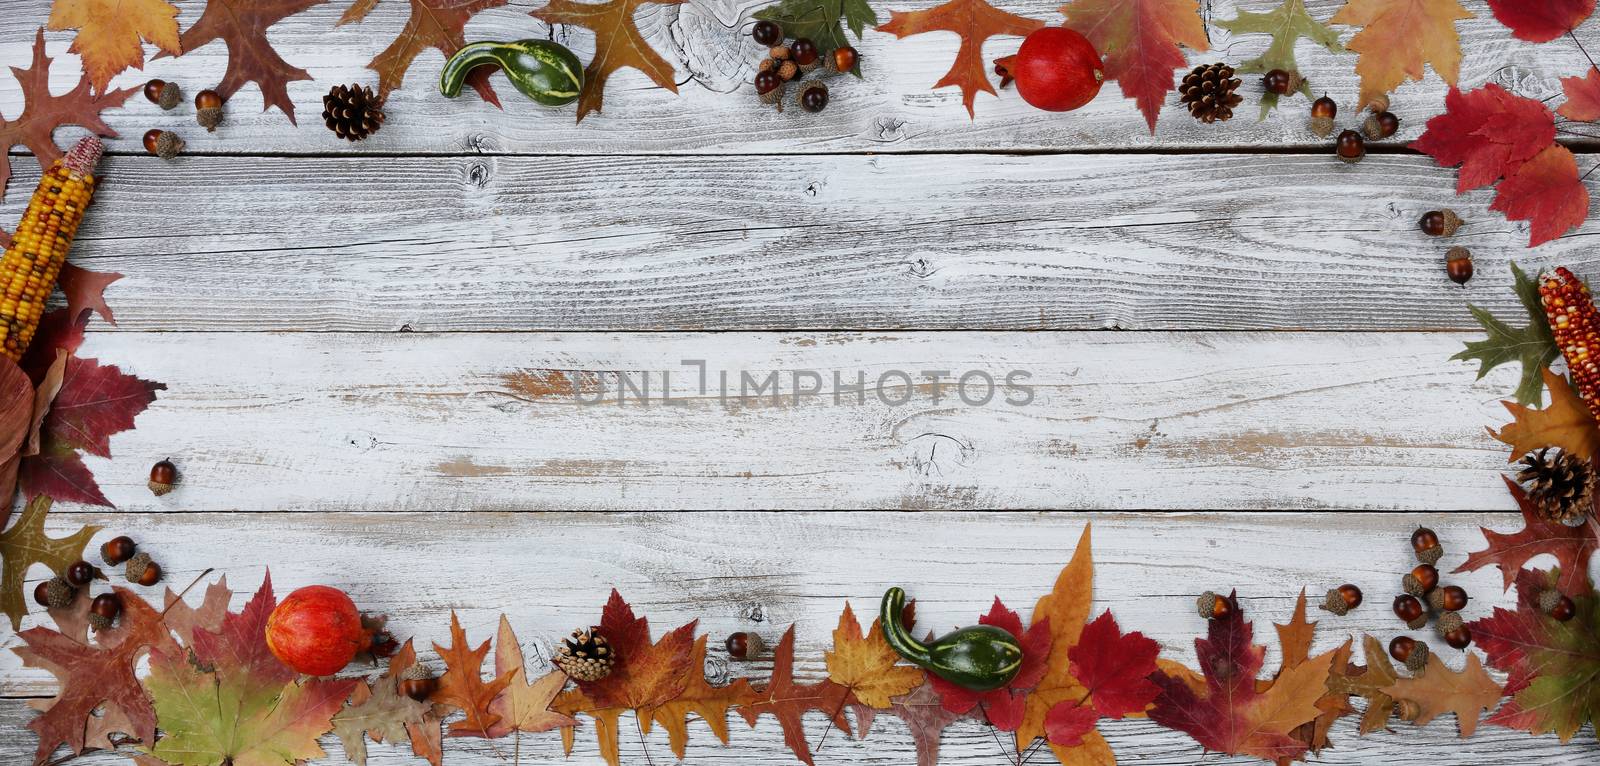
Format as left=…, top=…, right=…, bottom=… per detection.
left=0, top=137, right=102, bottom=362
left=1541, top=267, right=1600, bottom=420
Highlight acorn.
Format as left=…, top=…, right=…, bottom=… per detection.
left=1402, top=564, right=1439, bottom=596
left=799, top=81, right=829, bottom=113
left=1419, top=209, right=1463, bottom=237
left=66, top=560, right=101, bottom=587
left=1388, top=635, right=1430, bottom=674
left=1308, top=95, right=1337, bottom=137
left=1197, top=590, right=1231, bottom=620
left=1393, top=594, right=1427, bottom=630
left=1446, top=247, right=1473, bottom=285
left=1411, top=527, right=1443, bottom=565
left=88, top=592, right=122, bottom=631
left=1320, top=584, right=1363, bottom=615
left=756, top=70, right=784, bottom=107
left=195, top=89, right=224, bottom=132
left=1262, top=68, right=1299, bottom=95
left=1361, top=110, right=1400, bottom=140
left=1435, top=610, right=1464, bottom=637
left=1335, top=129, right=1365, bottom=163
left=101, top=535, right=137, bottom=566
left=144, top=79, right=183, bottom=110
left=1540, top=589, right=1577, bottom=622
left=142, top=129, right=184, bottom=160
left=125, top=552, right=162, bottom=586
left=751, top=19, right=782, bottom=46
left=724, top=631, right=765, bottom=659
left=39, top=576, right=76, bottom=609
left=1429, top=585, right=1469, bottom=612
left=399, top=665, right=439, bottom=701
left=1395, top=699, right=1422, bottom=721
left=149, top=459, right=179, bottom=496
left=828, top=46, right=859, bottom=75
left=1443, top=624, right=1472, bottom=650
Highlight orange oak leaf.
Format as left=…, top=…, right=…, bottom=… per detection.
left=826, top=602, right=925, bottom=708
left=1060, top=0, right=1209, bottom=132
left=641, top=635, right=760, bottom=758
left=1014, top=524, right=1099, bottom=763
left=0, top=29, right=137, bottom=202
left=1381, top=653, right=1503, bottom=737
left=432, top=611, right=515, bottom=737
left=1560, top=67, right=1600, bottom=121
left=1147, top=593, right=1335, bottom=761
left=1330, top=0, right=1472, bottom=110
left=738, top=625, right=853, bottom=766
left=876, top=0, right=1044, bottom=118
left=176, top=0, right=326, bottom=123
left=15, top=586, right=177, bottom=765
left=391, top=640, right=447, bottom=766
left=56, top=263, right=122, bottom=326
left=47, top=0, right=182, bottom=92
left=1267, top=591, right=1351, bottom=758
left=530, top=0, right=686, bottom=122
left=341, top=0, right=508, bottom=106
left=1456, top=475, right=1599, bottom=594
left=1490, top=369, right=1600, bottom=460
left=1490, top=143, right=1590, bottom=247
left=484, top=615, right=578, bottom=738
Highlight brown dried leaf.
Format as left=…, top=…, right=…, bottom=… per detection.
left=0, top=29, right=137, bottom=201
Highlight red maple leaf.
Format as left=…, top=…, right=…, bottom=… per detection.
left=1457, top=476, right=1600, bottom=594
left=927, top=598, right=1049, bottom=730
left=0, top=29, right=137, bottom=202
left=1061, top=0, right=1209, bottom=132
left=1470, top=568, right=1599, bottom=740
left=20, top=354, right=164, bottom=507
left=176, top=0, right=326, bottom=123
left=20, top=310, right=89, bottom=384
left=1487, top=0, right=1596, bottom=43
left=56, top=264, right=122, bottom=326
left=15, top=587, right=178, bottom=765
left=738, top=625, right=852, bottom=766
left=1560, top=67, right=1600, bottom=121
left=1491, top=143, right=1591, bottom=247
left=1043, top=610, right=1160, bottom=746
left=1411, top=84, right=1556, bottom=192
left=578, top=589, right=697, bottom=710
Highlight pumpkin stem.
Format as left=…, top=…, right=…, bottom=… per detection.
left=440, top=42, right=511, bottom=98
left=880, top=587, right=933, bottom=666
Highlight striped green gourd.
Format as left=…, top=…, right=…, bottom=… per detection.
left=440, top=40, right=583, bottom=107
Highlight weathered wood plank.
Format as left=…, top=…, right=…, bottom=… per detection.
left=3, top=153, right=1590, bottom=332
left=0, top=0, right=1592, bottom=154
left=61, top=329, right=1521, bottom=512
left=0, top=511, right=1593, bottom=761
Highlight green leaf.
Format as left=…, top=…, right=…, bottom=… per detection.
left=1214, top=0, right=1344, bottom=117
left=754, top=0, right=876, bottom=70
left=0, top=496, right=99, bottom=630
left=1451, top=262, right=1558, bottom=405
left=1471, top=568, right=1600, bottom=742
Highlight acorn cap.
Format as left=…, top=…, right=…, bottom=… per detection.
left=1404, top=640, right=1430, bottom=674
left=1320, top=588, right=1350, bottom=616
left=1308, top=115, right=1335, bottom=138
left=157, top=81, right=183, bottom=110
left=1435, top=611, right=1464, bottom=636
left=1427, top=588, right=1448, bottom=611
left=88, top=611, right=114, bottom=631
left=44, top=576, right=76, bottom=609
left=1415, top=545, right=1444, bottom=566
left=197, top=106, right=224, bottom=132
left=1538, top=588, right=1565, bottom=614
left=1196, top=591, right=1219, bottom=620
left=1401, top=573, right=1426, bottom=597
left=1405, top=612, right=1428, bottom=631
left=125, top=552, right=154, bottom=584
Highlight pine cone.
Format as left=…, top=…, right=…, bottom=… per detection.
left=1517, top=448, right=1596, bottom=526
left=1180, top=63, right=1243, bottom=124
left=556, top=628, right=615, bottom=682
left=322, top=84, right=386, bottom=142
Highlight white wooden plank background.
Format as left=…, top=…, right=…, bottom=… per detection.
left=2, top=0, right=1598, bottom=763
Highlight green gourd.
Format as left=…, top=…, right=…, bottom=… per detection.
left=880, top=587, right=1023, bottom=692
left=440, top=40, right=584, bottom=107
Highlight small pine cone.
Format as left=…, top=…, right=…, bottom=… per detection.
left=1542, top=268, right=1600, bottom=424
left=1435, top=611, right=1464, bottom=637
left=197, top=106, right=223, bottom=132
left=155, top=81, right=183, bottom=110
left=1404, top=640, right=1430, bottom=674
left=778, top=61, right=799, bottom=81
left=1538, top=588, right=1566, bottom=614
left=44, top=576, right=76, bottom=609
left=556, top=628, right=616, bottom=682
left=1320, top=588, right=1351, bottom=616
left=322, top=84, right=386, bottom=142
left=124, top=552, right=154, bottom=584
left=1516, top=448, right=1596, bottom=527
left=1179, top=63, right=1243, bottom=124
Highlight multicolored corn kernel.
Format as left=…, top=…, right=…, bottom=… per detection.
left=0, top=137, right=101, bottom=361
left=1541, top=266, right=1600, bottom=421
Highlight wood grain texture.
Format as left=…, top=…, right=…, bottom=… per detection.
left=0, top=0, right=1593, bottom=154
left=0, top=511, right=1594, bottom=760
left=4, top=153, right=1594, bottom=332
left=63, top=329, right=1521, bottom=512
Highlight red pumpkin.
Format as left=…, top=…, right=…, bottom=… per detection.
left=266, top=585, right=366, bottom=676
left=1000, top=27, right=1104, bottom=112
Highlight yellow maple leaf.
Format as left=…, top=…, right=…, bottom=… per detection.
left=1330, top=0, right=1472, bottom=109
left=642, top=635, right=761, bottom=758
left=1491, top=369, right=1600, bottom=461
left=825, top=602, right=925, bottom=708
left=1245, top=648, right=1337, bottom=744
left=48, top=0, right=182, bottom=92
left=1016, top=524, right=1103, bottom=765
